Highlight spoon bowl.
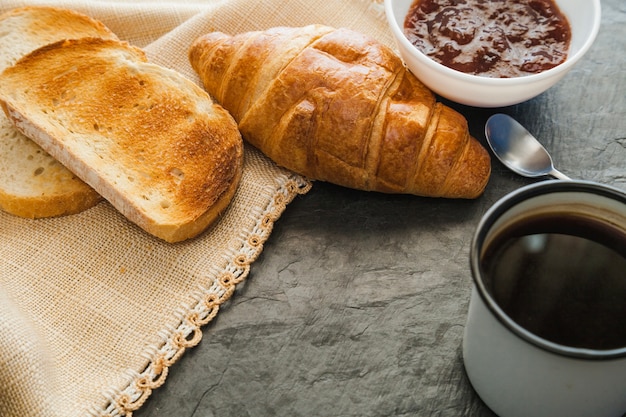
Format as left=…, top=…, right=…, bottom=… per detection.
left=485, top=114, right=571, bottom=180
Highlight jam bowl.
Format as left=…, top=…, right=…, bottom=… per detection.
left=384, top=0, right=601, bottom=108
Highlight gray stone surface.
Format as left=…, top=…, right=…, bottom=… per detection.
left=135, top=2, right=625, bottom=415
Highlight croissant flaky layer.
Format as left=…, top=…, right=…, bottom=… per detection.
left=189, top=25, right=491, bottom=198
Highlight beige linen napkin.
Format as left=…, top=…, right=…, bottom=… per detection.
left=0, top=0, right=391, bottom=415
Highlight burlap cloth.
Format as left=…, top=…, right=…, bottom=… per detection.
left=0, top=0, right=392, bottom=415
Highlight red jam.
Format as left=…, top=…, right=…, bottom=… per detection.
left=403, top=0, right=572, bottom=77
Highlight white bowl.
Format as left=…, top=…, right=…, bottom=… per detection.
left=384, top=0, right=601, bottom=107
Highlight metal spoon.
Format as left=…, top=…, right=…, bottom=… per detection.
left=485, top=113, right=571, bottom=180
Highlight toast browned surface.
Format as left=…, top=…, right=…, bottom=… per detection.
left=0, top=6, right=117, bottom=218
left=190, top=25, right=491, bottom=199
left=0, top=37, right=243, bottom=242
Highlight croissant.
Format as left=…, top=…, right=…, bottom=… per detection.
left=189, top=25, right=491, bottom=198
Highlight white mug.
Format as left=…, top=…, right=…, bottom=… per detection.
left=463, top=180, right=626, bottom=417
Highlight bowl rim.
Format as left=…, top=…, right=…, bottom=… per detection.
left=384, top=0, right=602, bottom=86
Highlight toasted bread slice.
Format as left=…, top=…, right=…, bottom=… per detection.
left=0, top=38, right=243, bottom=242
left=0, top=6, right=118, bottom=218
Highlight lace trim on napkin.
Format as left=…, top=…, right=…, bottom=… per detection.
left=94, top=2, right=388, bottom=414
left=97, top=175, right=311, bottom=417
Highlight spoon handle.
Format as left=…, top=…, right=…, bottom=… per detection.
left=549, top=168, right=572, bottom=181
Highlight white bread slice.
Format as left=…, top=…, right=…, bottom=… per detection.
left=0, top=6, right=118, bottom=218
left=0, top=38, right=244, bottom=242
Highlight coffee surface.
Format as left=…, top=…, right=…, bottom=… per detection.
left=404, top=0, right=571, bottom=77
left=481, top=213, right=626, bottom=351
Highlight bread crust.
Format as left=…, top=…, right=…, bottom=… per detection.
left=0, top=38, right=243, bottom=242
left=190, top=25, right=490, bottom=199
left=0, top=6, right=119, bottom=218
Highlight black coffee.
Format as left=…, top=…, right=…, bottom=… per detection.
left=481, top=213, right=626, bottom=351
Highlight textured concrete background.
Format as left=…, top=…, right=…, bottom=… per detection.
left=136, top=1, right=625, bottom=415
